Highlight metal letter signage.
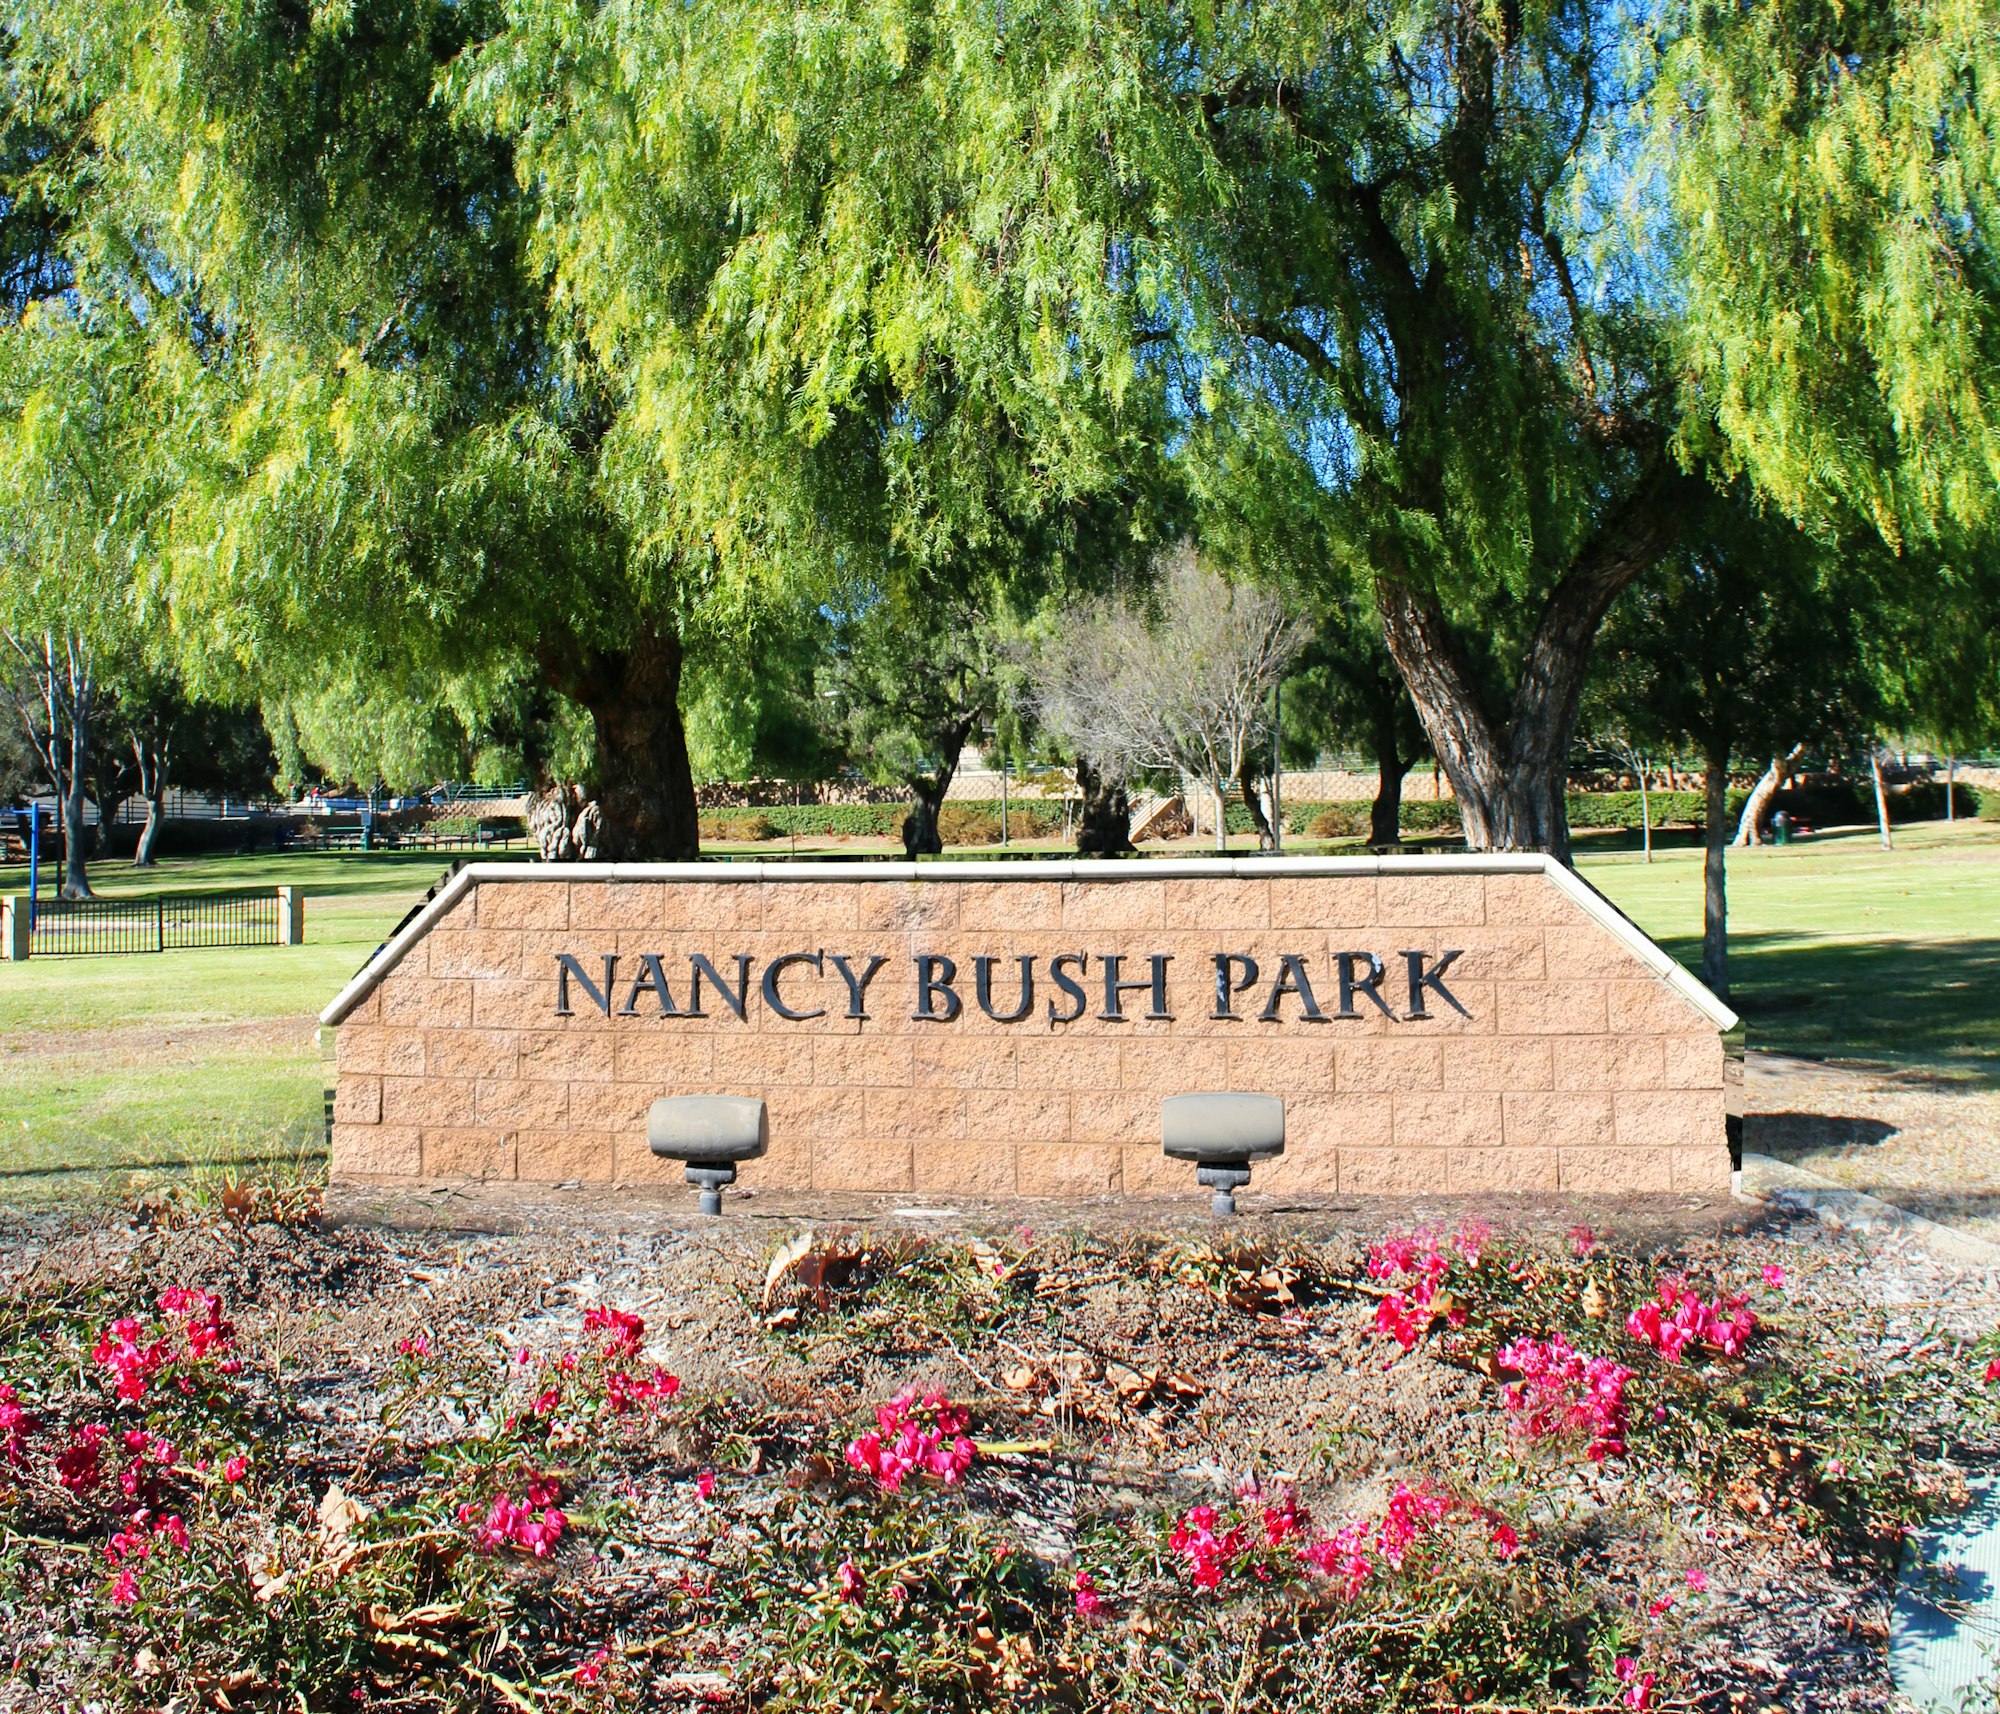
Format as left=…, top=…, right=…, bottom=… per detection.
left=549, top=947, right=1467, bottom=1027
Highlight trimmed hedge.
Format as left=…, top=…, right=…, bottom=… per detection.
left=699, top=803, right=905, bottom=839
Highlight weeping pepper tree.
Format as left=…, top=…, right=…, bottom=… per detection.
left=1152, top=0, right=2000, bottom=858
left=13, top=0, right=792, bottom=858
left=449, top=0, right=1181, bottom=810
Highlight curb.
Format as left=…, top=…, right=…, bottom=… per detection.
left=1738, top=1153, right=2000, bottom=1270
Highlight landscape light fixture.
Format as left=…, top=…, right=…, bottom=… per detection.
left=646, top=1095, right=768, bottom=1216
left=1161, top=1092, right=1286, bottom=1216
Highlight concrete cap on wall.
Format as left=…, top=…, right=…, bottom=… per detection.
left=318, top=853, right=1740, bottom=1034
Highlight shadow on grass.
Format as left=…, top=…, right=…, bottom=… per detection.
left=1658, top=931, right=2000, bottom=1085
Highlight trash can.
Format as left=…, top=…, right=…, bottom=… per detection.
left=1772, top=811, right=1791, bottom=845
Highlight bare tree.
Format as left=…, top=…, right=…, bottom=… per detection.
left=1026, top=546, right=1309, bottom=853
left=3, top=626, right=97, bottom=895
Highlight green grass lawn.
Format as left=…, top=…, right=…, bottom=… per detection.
left=0, top=851, right=458, bottom=1200
left=1576, top=820, right=2000, bottom=1081
left=2, top=822, right=1996, bottom=1200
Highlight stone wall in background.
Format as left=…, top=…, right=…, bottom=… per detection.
left=321, top=858, right=1735, bottom=1201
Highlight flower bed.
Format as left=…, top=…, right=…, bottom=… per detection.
left=1, top=1191, right=1993, bottom=1710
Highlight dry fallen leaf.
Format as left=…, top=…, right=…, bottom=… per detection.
left=763, top=1230, right=815, bottom=1310
left=1001, top=1364, right=1038, bottom=1391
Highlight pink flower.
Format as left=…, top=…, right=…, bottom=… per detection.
left=1072, top=1569, right=1104, bottom=1618
left=573, top=1648, right=609, bottom=1685
left=583, top=1306, right=646, bottom=1358
left=605, top=1366, right=681, bottom=1415
left=1761, top=1264, right=1786, bottom=1288
left=1490, top=1521, right=1521, bottom=1559
left=695, top=1469, right=716, bottom=1500
left=395, top=1335, right=430, bottom=1358
left=0, top=1385, right=36, bottom=1465
left=109, top=1568, right=140, bottom=1607
left=1648, top=1594, right=1673, bottom=1619
left=1498, top=1333, right=1631, bottom=1461
left=223, top=1455, right=249, bottom=1483
left=1300, top=1518, right=1372, bottom=1599
left=1377, top=1482, right=1448, bottom=1569
left=835, top=1557, right=865, bottom=1603
left=846, top=1391, right=976, bottom=1492
left=1568, top=1223, right=1598, bottom=1257
left=1984, top=1358, right=2000, bottom=1384
left=468, top=1476, right=567, bottom=1557
left=1614, top=1657, right=1657, bottom=1709
left=1169, top=1505, right=1244, bottom=1591
left=1626, top=1276, right=1757, bottom=1363
left=1367, top=1233, right=1464, bottom=1351
left=55, top=1424, right=108, bottom=1493
left=1260, top=1487, right=1306, bottom=1548
left=1684, top=1568, right=1708, bottom=1591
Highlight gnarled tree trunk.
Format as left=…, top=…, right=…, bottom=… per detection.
left=1368, top=688, right=1411, bottom=847
left=1236, top=754, right=1274, bottom=849
left=1072, top=757, right=1134, bottom=857
left=1374, top=463, right=1695, bottom=863
left=132, top=726, right=170, bottom=868
left=1732, top=743, right=1805, bottom=847
left=544, top=620, right=699, bottom=861
left=900, top=714, right=977, bottom=858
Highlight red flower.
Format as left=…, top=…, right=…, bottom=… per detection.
left=55, top=1424, right=108, bottom=1494
left=835, top=1557, right=865, bottom=1603
left=583, top=1306, right=646, bottom=1358
left=1072, top=1570, right=1104, bottom=1618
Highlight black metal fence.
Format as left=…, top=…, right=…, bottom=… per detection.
left=30, top=890, right=281, bottom=957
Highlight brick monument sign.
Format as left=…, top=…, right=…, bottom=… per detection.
left=320, top=856, right=1738, bottom=1199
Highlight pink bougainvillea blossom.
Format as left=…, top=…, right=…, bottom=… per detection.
left=223, top=1455, right=250, bottom=1484
left=695, top=1469, right=717, bottom=1500
left=461, top=1474, right=567, bottom=1557
left=835, top=1557, right=865, bottom=1603
left=1626, top=1277, right=1757, bottom=1363
left=1614, top=1657, right=1657, bottom=1709
left=1684, top=1568, right=1708, bottom=1591
left=1169, top=1504, right=1245, bottom=1591
left=845, top=1390, right=977, bottom=1494
left=1490, top=1521, right=1521, bottom=1559
left=1761, top=1264, right=1786, bottom=1288
left=1568, top=1224, right=1599, bottom=1257
left=574, top=1649, right=609, bottom=1685
left=1072, top=1570, right=1104, bottom=1618
left=1300, top=1518, right=1374, bottom=1599
left=1498, top=1333, right=1632, bottom=1462
left=0, top=1385, right=35, bottom=1465
left=1377, top=1482, right=1450, bottom=1569
left=55, top=1423, right=108, bottom=1493
left=1984, top=1357, right=2000, bottom=1385
left=604, top=1366, right=681, bottom=1415
left=1368, top=1232, right=1469, bottom=1352
left=583, top=1306, right=646, bottom=1358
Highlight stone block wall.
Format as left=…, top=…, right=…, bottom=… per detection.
left=323, top=858, right=1734, bottom=1199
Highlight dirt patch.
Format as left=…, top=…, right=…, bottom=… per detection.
left=4, top=1185, right=1996, bottom=1710
left=1746, top=1050, right=2000, bottom=1240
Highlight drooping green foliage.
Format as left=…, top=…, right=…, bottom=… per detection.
left=1656, top=0, right=2000, bottom=549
